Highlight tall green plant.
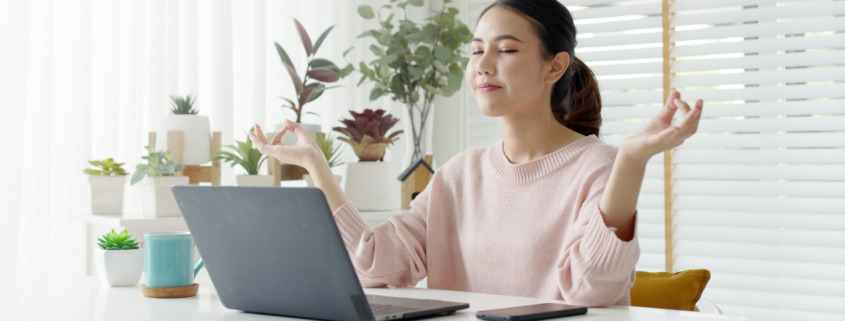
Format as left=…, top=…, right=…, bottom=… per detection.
left=275, top=18, right=354, bottom=123
left=315, top=134, right=345, bottom=168
left=130, top=146, right=184, bottom=185
left=355, top=0, right=472, bottom=163
left=213, top=132, right=267, bottom=175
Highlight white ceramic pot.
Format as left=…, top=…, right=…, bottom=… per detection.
left=94, top=248, right=144, bottom=287
left=140, top=176, right=190, bottom=217
left=89, top=176, right=126, bottom=214
left=302, top=174, right=342, bottom=187
left=344, top=162, right=400, bottom=211
left=235, top=175, right=275, bottom=186
left=159, top=115, right=211, bottom=165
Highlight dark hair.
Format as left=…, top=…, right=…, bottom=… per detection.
left=480, top=0, right=602, bottom=137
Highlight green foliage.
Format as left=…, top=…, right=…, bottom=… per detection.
left=275, top=18, right=354, bottom=123
left=170, top=94, right=198, bottom=115
left=97, top=229, right=140, bottom=250
left=213, top=131, right=267, bottom=175
left=354, top=0, right=472, bottom=162
left=83, top=158, right=128, bottom=176
left=130, top=146, right=185, bottom=185
left=316, top=134, right=345, bottom=168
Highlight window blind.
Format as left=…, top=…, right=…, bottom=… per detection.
left=463, top=0, right=844, bottom=320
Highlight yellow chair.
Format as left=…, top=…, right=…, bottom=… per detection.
left=630, top=269, right=714, bottom=312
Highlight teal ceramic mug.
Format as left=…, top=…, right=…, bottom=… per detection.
left=144, top=232, right=204, bottom=288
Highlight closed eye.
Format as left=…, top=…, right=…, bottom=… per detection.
left=500, top=49, right=517, bottom=53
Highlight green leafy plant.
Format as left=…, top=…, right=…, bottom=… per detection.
left=97, top=229, right=140, bottom=250
left=316, top=134, right=345, bottom=168
left=213, top=131, right=268, bottom=175
left=333, top=109, right=403, bottom=162
left=130, top=146, right=185, bottom=185
left=355, top=0, right=472, bottom=163
left=275, top=18, right=354, bottom=123
left=170, top=94, right=198, bottom=115
left=83, top=158, right=128, bottom=176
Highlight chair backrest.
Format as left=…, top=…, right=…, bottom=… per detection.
left=630, top=269, right=711, bottom=311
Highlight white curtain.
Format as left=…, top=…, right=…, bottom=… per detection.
left=0, top=0, right=442, bottom=281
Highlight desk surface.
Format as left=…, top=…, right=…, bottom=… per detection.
left=1, top=275, right=756, bottom=321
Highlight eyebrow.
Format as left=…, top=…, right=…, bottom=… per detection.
left=471, top=34, right=524, bottom=43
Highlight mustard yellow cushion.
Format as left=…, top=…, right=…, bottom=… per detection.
left=630, top=269, right=711, bottom=311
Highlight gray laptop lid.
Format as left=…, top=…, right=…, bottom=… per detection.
left=172, top=186, right=467, bottom=321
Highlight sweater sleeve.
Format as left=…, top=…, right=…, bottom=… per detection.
left=332, top=187, right=431, bottom=288
left=556, top=154, right=640, bottom=307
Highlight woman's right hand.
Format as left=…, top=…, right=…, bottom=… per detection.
left=249, top=120, right=325, bottom=171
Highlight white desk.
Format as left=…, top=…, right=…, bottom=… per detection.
left=1, top=275, right=756, bottom=321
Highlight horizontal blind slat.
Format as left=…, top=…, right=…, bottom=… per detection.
left=680, top=132, right=845, bottom=148
left=672, top=149, right=845, bottom=165
left=672, top=34, right=845, bottom=57
left=673, top=180, right=845, bottom=197
left=675, top=256, right=845, bottom=281
left=673, top=164, right=845, bottom=181
left=674, top=195, right=845, bottom=214
left=675, top=210, right=845, bottom=231
left=672, top=50, right=845, bottom=73
left=673, top=66, right=845, bottom=87
left=671, top=2, right=845, bottom=27
left=672, top=17, right=845, bottom=42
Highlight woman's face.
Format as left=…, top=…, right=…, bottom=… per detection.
left=467, top=6, right=558, bottom=118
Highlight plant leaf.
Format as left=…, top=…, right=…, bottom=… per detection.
left=312, top=25, right=335, bottom=55
left=274, top=42, right=296, bottom=74
left=408, top=0, right=424, bottom=7
left=357, top=5, right=375, bottom=19
left=293, top=18, right=313, bottom=56
left=307, top=68, right=340, bottom=83
left=284, top=62, right=303, bottom=95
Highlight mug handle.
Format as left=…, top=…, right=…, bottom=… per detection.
left=193, top=258, right=204, bottom=278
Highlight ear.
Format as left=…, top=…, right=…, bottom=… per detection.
left=544, top=52, right=570, bottom=84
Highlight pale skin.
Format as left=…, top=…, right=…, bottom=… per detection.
left=251, top=6, right=702, bottom=242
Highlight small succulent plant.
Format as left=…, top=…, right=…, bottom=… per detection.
left=97, top=229, right=140, bottom=250
left=213, top=130, right=268, bottom=175
left=84, top=158, right=128, bottom=176
left=170, top=94, right=198, bottom=115
left=333, top=109, right=403, bottom=161
left=130, top=146, right=185, bottom=185
left=316, top=134, right=345, bottom=168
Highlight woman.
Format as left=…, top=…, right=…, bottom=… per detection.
left=250, top=0, right=702, bottom=307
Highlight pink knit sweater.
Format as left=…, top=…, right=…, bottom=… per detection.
left=332, top=135, right=640, bottom=307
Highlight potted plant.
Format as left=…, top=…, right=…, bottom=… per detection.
left=158, top=94, right=212, bottom=165
left=131, top=146, right=189, bottom=217
left=303, top=133, right=345, bottom=187
left=274, top=18, right=354, bottom=136
left=355, top=0, right=472, bottom=165
left=94, top=229, right=143, bottom=287
left=213, top=131, right=273, bottom=186
left=333, top=109, right=403, bottom=210
left=84, top=158, right=128, bottom=214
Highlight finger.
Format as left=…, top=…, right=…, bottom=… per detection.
left=656, top=92, right=680, bottom=121
left=271, top=127, right=286, bottom=145
left=674, top=100, right=702, bottom=137
left=252, top=124, right=268, bottom=144
left=284, top=119, right=313, bottom=142
left=674, top=98, right=691, bottom=115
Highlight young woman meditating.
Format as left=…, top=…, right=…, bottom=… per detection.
left=250, top=0, right=703, bottom=307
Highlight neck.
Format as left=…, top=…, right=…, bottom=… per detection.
left=499, top=107, right=584, bottom=164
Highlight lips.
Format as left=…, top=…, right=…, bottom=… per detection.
left=477, top=82, right=501, bottom=93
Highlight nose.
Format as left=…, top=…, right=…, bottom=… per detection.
left=475, top=52, right=494, bottom=75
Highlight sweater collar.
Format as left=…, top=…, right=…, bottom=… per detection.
left=487, top=135, right=601, bottom=184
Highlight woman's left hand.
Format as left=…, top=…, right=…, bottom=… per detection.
left=619, top=90, right=703, bottom=164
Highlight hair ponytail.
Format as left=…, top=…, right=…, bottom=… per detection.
left=553, top=57, right=602, bottom=137
left=483, top=0, right=602, bottom=137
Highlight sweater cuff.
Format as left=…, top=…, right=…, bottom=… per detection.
left=581, top=206, right=640, bottom=274
left=332, top=201, right=371, bottom=249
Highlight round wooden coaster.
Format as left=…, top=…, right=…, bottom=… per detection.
left=140, top=283, right=199, bottom=298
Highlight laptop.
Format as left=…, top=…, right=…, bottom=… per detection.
left=171, top=185, right=469, bottom=321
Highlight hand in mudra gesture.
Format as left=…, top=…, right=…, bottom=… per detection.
left=620, top=91, right=703, bottom=164
left=249, top=120, right=324, bottom=170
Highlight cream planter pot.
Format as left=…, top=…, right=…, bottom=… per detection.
left=278, top=123, right=321, bottom=146
left=235, top=175, right=275, bottom=187
left=344, top=162, right=399, bottom=211
left=159, top=115, right=211, bottom=165
left=140, top=176, right=190, bottom=217
left=89, top=176, right=126, bottom=214
left=94, top=248, right=144, bottom=287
